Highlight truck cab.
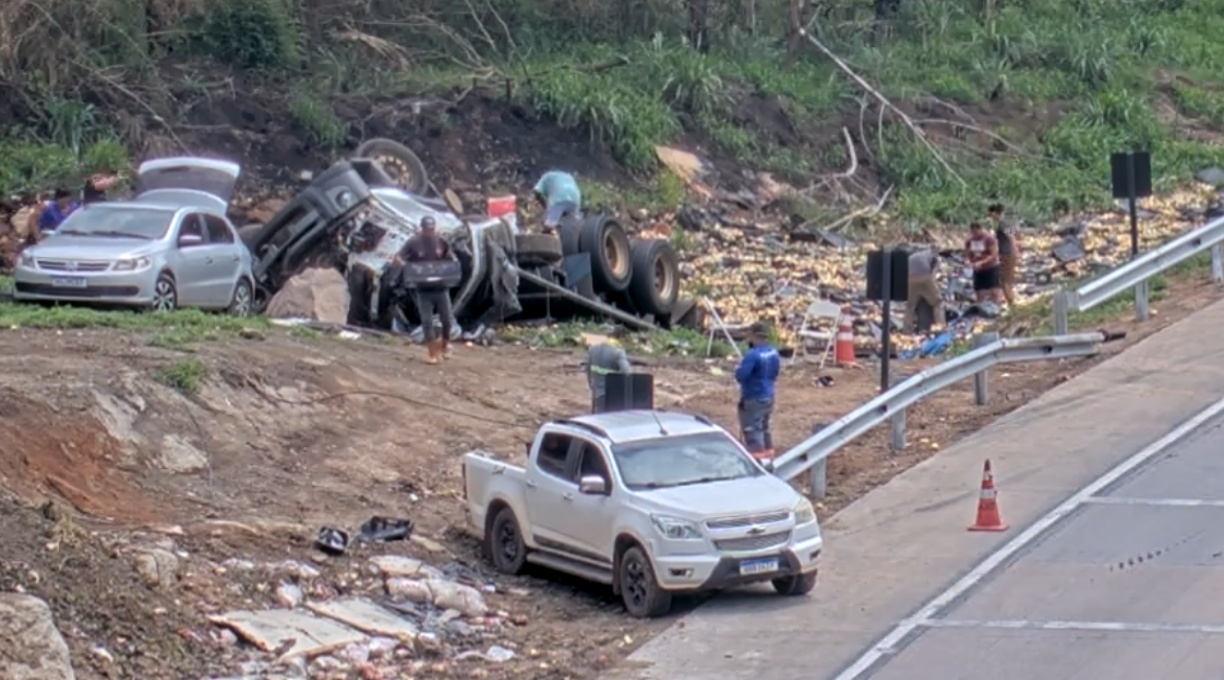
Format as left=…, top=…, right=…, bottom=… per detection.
left=462, top=410, right=823, bottom=618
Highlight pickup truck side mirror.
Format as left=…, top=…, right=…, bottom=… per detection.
left=578, top=475, right=608, bottom=495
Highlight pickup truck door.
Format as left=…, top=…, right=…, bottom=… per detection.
left=551, top=440, right=618, bottom=565
left=524, top=432, right=579, bottom=549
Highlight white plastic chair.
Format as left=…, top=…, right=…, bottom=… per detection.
left=793, top=299, right=842, bottom=368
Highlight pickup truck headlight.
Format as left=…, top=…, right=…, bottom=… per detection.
left=651, top=515, right=703, bottom=540
left=793, top=499, right=817, bottom=525
left=111, top=256, right=151, bottom=272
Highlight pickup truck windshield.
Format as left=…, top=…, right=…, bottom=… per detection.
left=612, top=432, right=763, bottom=490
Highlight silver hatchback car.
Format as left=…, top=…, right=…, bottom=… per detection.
left=13, top=158, right=255, bottom=314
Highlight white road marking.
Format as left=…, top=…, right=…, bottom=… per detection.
left=923, top=619, right=1224, bottom=635
left=1082, top=496, right=1224, bottom=508
left=830, top=395, right=1224, bottom=680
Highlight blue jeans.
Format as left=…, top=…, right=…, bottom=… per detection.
left=544, top=201, right=579, bottom=228
left=738, top=398, right=774, bottom=453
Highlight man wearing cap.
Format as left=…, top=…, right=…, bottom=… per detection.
left=583, top=340, right=632, bottom=413
left=400, top=215, right=458, bottom=364
left=735, top=322, right=782, bottom=463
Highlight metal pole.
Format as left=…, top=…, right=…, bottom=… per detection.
left=1212, top=244, right=1224, bottom=283
left=889, top=374, right=906, bottom=452
left=808, top=422, right=828, bottom=499
left=1135, top=280, right=1150, bottom=321
left=972, top=332, right=998, bottom=406
left=880, top=246, right=893, bottom=393
left=1128, top=155, right=1140, bottom=259
left=1053, top=290, right=1069, bottom=336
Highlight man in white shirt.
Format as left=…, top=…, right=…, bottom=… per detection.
left=905, top=248, right=945, bottom=333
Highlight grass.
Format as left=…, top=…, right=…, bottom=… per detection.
left=156, top=357, right=209, bottom=396
left=502, top=320, right=742, bottom=359
left=0, top=304, right=270, bottom=348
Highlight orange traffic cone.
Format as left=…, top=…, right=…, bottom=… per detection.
left=834, top=311, right=859, bottom=368
left=969, top=459, right=1008, bottom=532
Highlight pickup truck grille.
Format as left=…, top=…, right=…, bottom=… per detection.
left=706, top=510, right=790, bottom=530
left=714, top=530, right=792, bottom=552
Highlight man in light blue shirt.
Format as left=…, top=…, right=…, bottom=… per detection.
left=532, top=171, right=582, bottom=230
left=735, top=322, right=782, bottom=462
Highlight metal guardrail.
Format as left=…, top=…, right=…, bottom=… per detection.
left=773, top=333, right=1106, bottom=497
left=1053, top=215, right=1224, bottom=334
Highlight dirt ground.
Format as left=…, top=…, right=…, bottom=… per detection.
left=0, top=265, right=1222, bottom=679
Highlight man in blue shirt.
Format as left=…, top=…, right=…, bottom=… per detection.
left=735, top=322, right=782, bottom=462
left=532, top=170, right=582, bottom=230
left=33, top=189, right=79, bottom=239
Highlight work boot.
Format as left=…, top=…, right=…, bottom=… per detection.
left=425, top=340, right=440, bottom=365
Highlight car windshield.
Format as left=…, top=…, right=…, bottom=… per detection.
left=612, top=432, right=763, bottom=491
left=54, top=206, right=174, bottom=240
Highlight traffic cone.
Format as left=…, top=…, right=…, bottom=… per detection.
left=969, top=459, right=1008, bottom=532
left=834, top=311, right=859, bottom=368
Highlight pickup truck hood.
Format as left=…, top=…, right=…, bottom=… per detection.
left=637, top=475, right=797, bottom=518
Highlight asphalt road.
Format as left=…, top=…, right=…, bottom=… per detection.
left=603, top=298, right=1224, bottom=680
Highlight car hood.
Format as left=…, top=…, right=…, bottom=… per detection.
left=635, top=474, right=797, bottom=518
left=28, top=236, right=158, bottom=260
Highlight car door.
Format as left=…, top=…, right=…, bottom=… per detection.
left=201, top=213, right=242, bottom=306
left=554, top=440, right=618, bottom=564
left=172, top=213, right=212, bottom=306
left=525, top=432, right=580, bottom=552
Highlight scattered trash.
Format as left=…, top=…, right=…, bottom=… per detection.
left=316, top=527, right=350, bottom=556
left=359, top=516, right=413, bottom=543
left=815, top=376, right=835, bottom=387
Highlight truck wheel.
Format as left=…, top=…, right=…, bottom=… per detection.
left=354, top=138, right=429, bottom=195
left=488, top=508, right=527, bottom=575
left=557, top=216, right=583, bottom=255
left=238, top=223, right=262, bottom=250
left=619, top=546, right=672, bottom=618
left=772, top=570, right=818, bottom=596
left=578, top=215, right=632, bottom=293
left=515, top=233, right=564, bottom=265
left=627, top=238, right=680, bottom=318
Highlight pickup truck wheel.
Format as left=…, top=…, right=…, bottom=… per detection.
left=354, top=138, right=429, bottom=195
left=489, top=508, right=527, bottom=575
left=772, top=570, right=818, bottom=596
left=619, top=547, right=672, bottom=618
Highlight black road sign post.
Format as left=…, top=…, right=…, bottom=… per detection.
left=1110, top=151, right=1153, bottom=259
left=866, top=247, right=909, bottom=393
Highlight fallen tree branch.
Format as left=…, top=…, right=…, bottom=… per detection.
left=803, top=126, right=858, bottom=200
left=909, top=117, right=1068, bottom=165
left=794, top=185, right=894, bottom=236
left=797, top=29, right=965, bottom=188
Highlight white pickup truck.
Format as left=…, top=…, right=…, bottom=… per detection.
left=461, top=410, right=823, bottom=617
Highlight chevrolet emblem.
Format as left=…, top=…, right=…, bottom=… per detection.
left=746, top=526, right=766, bottom=536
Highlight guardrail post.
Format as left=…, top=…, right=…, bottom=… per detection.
left=1212, top=244, right=1224, bottom=283
left=889, top=374, right=906, bottom=452
left=807, top=423, right=828, bottom=499
left=1053, top=291, right=1069, bottom=336
left=972, top=332, right=998, bottom=406
left=1134, top=280, right=1150, bottom=321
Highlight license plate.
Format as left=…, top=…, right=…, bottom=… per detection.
left=51, top=277, right=87, bottom=288
left=739, top=557, right=779, bottom=576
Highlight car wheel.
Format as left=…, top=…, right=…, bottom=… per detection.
left=578, top=215, right=632, bottom=293
left=619, top=546, right=672, bottom=618
left=772, top=570, right=818, bottom=596
left=488, top=508, right=527, bottom=575
left=627, top=238, right=680, bottom=318
left=354, top=138, right=429, bottom=195
left=228, top=278, right=254, bottom=317
left=152, top=273, right=178, bottom=312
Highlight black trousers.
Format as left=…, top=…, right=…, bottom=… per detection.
left=414, top=289, right=453, bottom=342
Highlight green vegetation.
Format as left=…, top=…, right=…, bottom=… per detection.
left=503, top=321, right=741, bottom=359
left=0, top=304, right=269, bottom=348
left=156, top=357, right=209, bottom=396
left=6, top=0, right=1224, bottom=224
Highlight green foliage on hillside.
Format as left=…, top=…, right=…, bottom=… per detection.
left=3, top=0, right=1224, bottom=226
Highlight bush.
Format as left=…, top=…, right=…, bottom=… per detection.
left=199, top=0, right=301, bottom=70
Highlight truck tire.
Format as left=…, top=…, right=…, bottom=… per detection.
left=488, top=507, right=527, bottom=575
left=578, top=215, right=632, bottom=293
left=515, top=233, right=564, bottom=265
left=627, top=238, right=680, bottom=318
left=619, top=546, right=672, bottom=618
left=772, top=570, right=818, bottom=596
left=238, top=223, right=262, bottom=250
left=354, top=138, right=429, bottom=195
left=557, top=215, right=583, bottom=255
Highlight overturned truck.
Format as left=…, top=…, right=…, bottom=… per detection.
left=241, top=140, right=698, bottom=335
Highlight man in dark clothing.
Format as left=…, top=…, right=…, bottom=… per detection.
left=583, top=341, right=632, bottom=413
left=400, top=216, right=458, bottom=364
left=735, top=322, right=782, bottom=463
left=965, top=222, right=1003, bottom=305
left=988, top=203, right=1021, bottom=307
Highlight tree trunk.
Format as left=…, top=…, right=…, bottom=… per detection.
left=785, top=0, right=804, bottom=68
left=687, top=0, right=711, bottom=52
